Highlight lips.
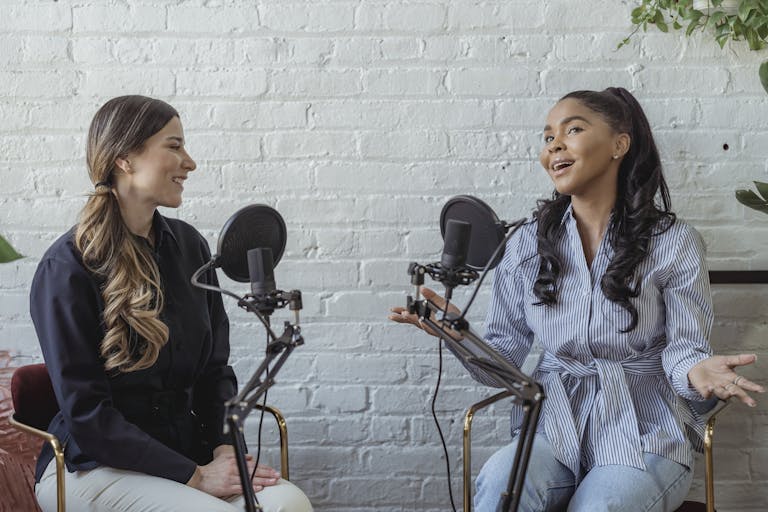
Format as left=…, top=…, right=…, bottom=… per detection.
left=552, top=160, right=574, bottom=172
left=172, top=176, right=186, bottom=185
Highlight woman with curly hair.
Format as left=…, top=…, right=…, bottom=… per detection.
left=391, top=87, right=763, bottom=511
left=31, top=95, right=312, bottom=512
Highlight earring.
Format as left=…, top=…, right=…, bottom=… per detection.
left=612, top=155, right=619, bottom=159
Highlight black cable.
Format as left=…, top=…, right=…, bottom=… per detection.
left=431, top=301, right=458, bottom=512
left=459, top=219, right=526, bottom=321
left=250, top=325, right=271, bottom=494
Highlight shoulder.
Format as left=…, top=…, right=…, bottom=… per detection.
left=500, top=217, right=538, bottom=273
left=31, top=228, right=99, bottom=301
left=652, top=217, right=706, bottom=256
left=35, top=228, right=89, bottom=277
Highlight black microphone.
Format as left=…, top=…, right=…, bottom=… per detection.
left=438, top=219, right=472, bottom=300
left=441, top=219, right=471, bottom=270
left=247, top=247, right=276, bottom=297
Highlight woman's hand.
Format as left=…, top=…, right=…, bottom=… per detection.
left=688, top=354, right=765, bottom=407
left=187, top=446, right=281, bottom=497
left=388, top=286, right=463, bottom=340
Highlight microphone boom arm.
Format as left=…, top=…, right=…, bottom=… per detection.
left=407, top=289, right=545, bottom=512
left=191, top=262, right=304, bottom=512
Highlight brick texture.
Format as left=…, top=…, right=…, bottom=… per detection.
left=1, top=1, right=766, bottom=510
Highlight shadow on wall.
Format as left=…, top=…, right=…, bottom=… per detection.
left=0, top=350, right=43, bottom=512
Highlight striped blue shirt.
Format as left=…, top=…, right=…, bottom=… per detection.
left=479, top=205, right=713, bottom=478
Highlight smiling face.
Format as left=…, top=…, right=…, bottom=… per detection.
left=114, top=116, right=196, bottom=210
left=539, top=98, right=629, bottom=200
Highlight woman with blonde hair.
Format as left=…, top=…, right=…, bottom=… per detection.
left=31, top=95, right=312, bottom=512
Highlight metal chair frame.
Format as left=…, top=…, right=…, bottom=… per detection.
left=462, top=393, right=730, bottom=512
left=8, top=364, right=291, bottom=512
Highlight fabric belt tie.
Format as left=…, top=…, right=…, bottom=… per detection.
left=537, top=343, right=666, bottom=480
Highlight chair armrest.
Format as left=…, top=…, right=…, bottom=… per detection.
left=9, top=414, right=66, bottom=512
left=253, top=404, right=290, bottom=480
left=462, top=391, right=514, bottom=512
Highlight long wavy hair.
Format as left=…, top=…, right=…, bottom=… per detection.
left=533, top=87, right=675, bottom=332
left=75, top=96, right=178, bottom=373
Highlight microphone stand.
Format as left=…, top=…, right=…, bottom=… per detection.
left=191, top=263, right=303, bottom=512
left=405, top=218, right=544, bottom=512
left=407, top=288, right=543, bottom=512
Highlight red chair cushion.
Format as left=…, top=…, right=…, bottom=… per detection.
left=10, top=364, right=59, bottom=431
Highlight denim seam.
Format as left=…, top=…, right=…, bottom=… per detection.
left=644, top=464, right=690, bottom=511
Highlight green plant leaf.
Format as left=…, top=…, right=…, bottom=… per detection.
left=0, top=235, right=23, bottom=263
left=739, top=1, right=755, bottom=21
left=760, top=60, right=768, bottom=94
left=735, top=189, right=768, bottom=214
left=754, top=181, right=768, bottom=200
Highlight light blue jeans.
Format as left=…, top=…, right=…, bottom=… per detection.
left=475, top=434, right=692, bottom=512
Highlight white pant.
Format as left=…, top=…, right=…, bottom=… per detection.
left=35, top=459, right=313, bottom=512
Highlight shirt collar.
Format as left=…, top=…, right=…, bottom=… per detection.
left=152, top=210, right=179, bottom=250
left=560, top=202, right=575, bottom=226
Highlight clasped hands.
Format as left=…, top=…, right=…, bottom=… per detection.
left=187, top=444, right=281, bottom=498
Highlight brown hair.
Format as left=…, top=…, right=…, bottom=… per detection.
left=75, top=95, right=178, bottom=373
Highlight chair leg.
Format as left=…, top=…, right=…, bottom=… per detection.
left=52, top=439, right=66, bottom=512
left=462, top=391, right=513, bottom=512
left=704, top=401, right=729, bottom=512
left=254, top=404, right=289, bottom=480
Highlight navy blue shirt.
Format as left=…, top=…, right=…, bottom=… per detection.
left=30, top=212, right=236, bottom=483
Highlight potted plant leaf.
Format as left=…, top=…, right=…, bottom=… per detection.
left=0, top=235, right=22, bottom=263
left=736, top=181, right=768, bottom=214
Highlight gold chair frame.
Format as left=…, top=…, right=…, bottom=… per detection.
left=9, top=413, right=66, bottom=512
left=253, top=403, right=290, bottom=480
left=462, top=392, right=729, bottom=512
left=8, top=403, right=290, bottom=512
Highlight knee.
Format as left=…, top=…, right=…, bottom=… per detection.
left=259, top=479, right=313, bottom=512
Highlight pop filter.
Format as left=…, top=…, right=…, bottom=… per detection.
left=440, top=195, right=506, bottom=271
left=216, top=204, right=287, bottom=283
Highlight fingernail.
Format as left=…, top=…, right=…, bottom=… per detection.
left=254, top=485, right=263, bottom=491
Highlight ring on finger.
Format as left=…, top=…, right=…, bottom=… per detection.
left=733, top=375, right=744, bottom=386
left=724, top=383, right=737, bottom=392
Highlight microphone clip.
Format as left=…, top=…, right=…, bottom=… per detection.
left=241, top=289, right=303, bottom=316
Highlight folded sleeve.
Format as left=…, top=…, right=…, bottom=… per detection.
left=661, top=224, right=714, bottom=401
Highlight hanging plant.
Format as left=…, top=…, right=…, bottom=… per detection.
left=621, top=0, right=768, bottom=50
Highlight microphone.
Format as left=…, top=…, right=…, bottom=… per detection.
left=441, top=219, right=471, bottom=270
left=408, top=195, right=526, bottom=315
left=190, top=204, right=296, bottom=316
left=439, top=219, right=473, bottom=300
left=248, top=247, right=276, bottom=297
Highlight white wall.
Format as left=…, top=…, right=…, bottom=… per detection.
left=0, top=1, right=766, bottom=510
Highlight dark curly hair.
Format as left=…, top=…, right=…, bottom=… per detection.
left=532, top=87, right=675, bottom=332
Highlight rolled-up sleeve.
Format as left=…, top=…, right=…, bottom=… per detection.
left=661, top=225, right=714, bottom=401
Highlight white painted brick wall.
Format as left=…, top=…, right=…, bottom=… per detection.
left=1, top=1, right=766, bottom=510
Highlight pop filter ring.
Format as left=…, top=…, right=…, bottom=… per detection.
left=439, top=195, right=506, bottom=271
left=216, top=204, right=287, bottom=283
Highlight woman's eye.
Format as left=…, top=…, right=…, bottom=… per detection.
left=567, top=126, right=583, bottom=134
left=544, top=135, right=554, bottom=143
